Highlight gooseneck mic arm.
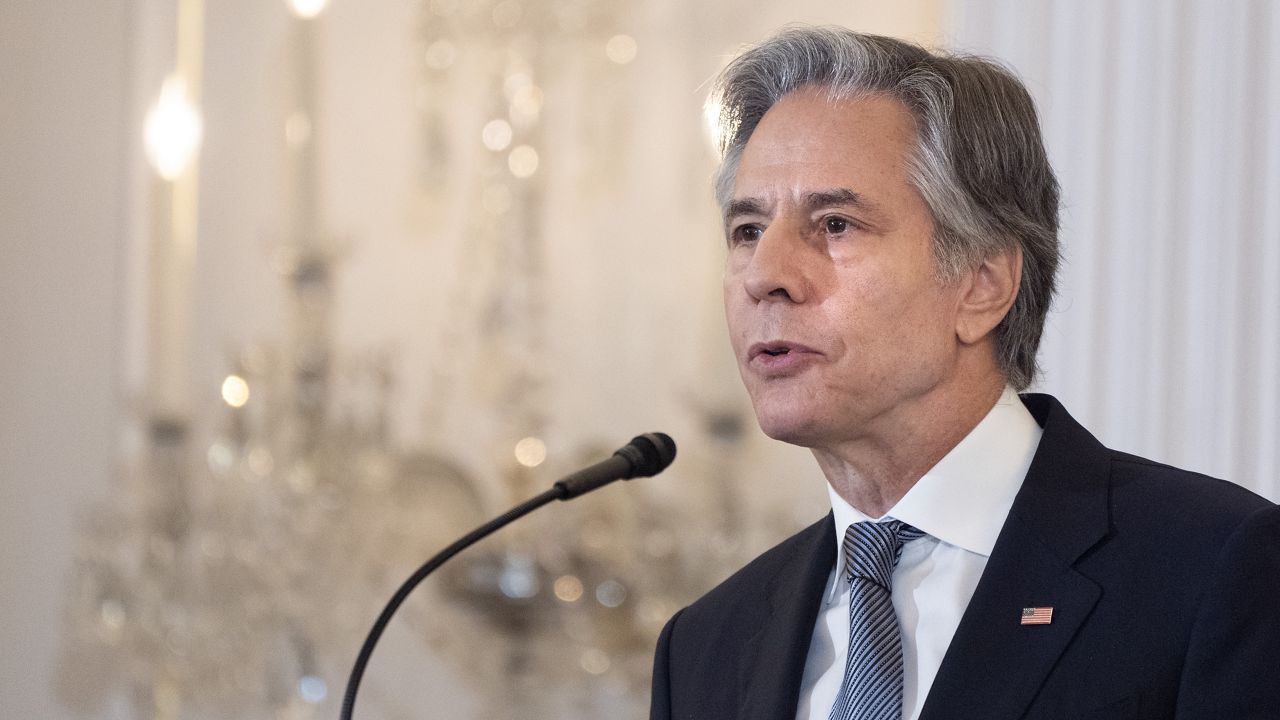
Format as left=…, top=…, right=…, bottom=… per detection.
left=339, top=432, right=676, bottom=720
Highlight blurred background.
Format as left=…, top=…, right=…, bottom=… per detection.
left=2, top=0, right=1277, bottom=718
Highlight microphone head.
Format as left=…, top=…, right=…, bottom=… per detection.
left=615, top=432, right=677, bottom=478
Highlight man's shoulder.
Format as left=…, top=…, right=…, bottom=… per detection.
left=1103, top=447, right=1275, bottom=532
left=653, top=515, right=836, bottom=716
left=1024, top=392, right=1274, bottom=517
left=1020, top=392, right=1275, bottom=562
left=677, top=514, right=833, bottom=622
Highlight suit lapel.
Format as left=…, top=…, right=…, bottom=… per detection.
left=920, top=394, right=1111, bottom=720
left=738, top=514, right=836, bottom=720
left=918, top=513, right=1102, bottom=719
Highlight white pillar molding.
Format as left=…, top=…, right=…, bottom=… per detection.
left=947, top=0, right=1280, bottom=501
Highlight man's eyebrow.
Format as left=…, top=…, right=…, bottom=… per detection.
left=724, top=189, right=885, bottom=222
left=802, top=188, right=863, bottom=211
left=810, top=187, right=890, bottom=216
left=723, top=197, right=770, bottom=223
left=805, top=188, right=892, bottom=228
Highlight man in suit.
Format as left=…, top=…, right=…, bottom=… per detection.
left=650, top=27, right=1280, bottom=720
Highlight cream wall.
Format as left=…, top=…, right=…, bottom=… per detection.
left=1, top=2, right=129, bottom=718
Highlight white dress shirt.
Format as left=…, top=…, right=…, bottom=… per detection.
left=795, top=387, right=1044, bottom=720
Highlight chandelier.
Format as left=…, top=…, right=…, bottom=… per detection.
left=58, top=1, right=771, bottom=718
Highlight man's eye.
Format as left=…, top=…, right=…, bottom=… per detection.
left=824, top=217, right=850, bottom=234
left=732, top=225, right=763, bottom=244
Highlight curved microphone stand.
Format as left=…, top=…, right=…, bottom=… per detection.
left=339, top=432, right=676, bottom=720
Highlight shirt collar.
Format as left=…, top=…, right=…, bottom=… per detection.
left=828, top=386, right=1043, bottom=559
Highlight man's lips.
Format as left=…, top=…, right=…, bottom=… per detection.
left=746, top=341, right=821, bottom=369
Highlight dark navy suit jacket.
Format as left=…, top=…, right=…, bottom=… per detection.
left=650, top=394, right=1280, bottom=719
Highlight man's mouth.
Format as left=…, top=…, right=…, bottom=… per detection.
left=748, top=342, right=815, bottom=362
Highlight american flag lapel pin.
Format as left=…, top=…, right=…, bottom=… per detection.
left=1021, top=606, right=1054, bottom=625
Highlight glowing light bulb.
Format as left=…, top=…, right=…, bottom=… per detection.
left=553, top=575, right=584, bottom=603
left=287, top=0, right=328, bottom=18
left=508, top=145, right=539, bottom=178
left=514, top=436, right=546, bottom=467
left=481, top=119, right=513, bottom=151
left=509, top=85, right=543, bottom=127
left=298, top=676, right=327, bottom=703
left=595, top=579, right=627, bottom=608
left=144, top=75, right=203, bottom=181
left=221, top=375, right=250, bottom=408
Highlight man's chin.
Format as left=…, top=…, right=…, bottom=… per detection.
left=754, top=412, right=822, bottom=448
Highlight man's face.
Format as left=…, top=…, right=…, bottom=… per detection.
left=723, top=88, right=966, bottom=450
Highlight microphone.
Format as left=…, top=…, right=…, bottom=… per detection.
left=340, top=433, right=677, bottom=720
left=555, top=432, right=677, bottom=499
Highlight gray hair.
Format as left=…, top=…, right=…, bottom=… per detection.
left=710, top=27, right=1060, bottom=390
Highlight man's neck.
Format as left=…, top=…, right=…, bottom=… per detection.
left=812, top=378, right=1006, bottom=518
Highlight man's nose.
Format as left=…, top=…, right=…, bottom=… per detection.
left=743, top=223, right=811, bottom=303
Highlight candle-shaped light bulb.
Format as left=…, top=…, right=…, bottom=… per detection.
left=287, top=0, right=328, bottom=18
left=144, top=75, right=203, bottom=181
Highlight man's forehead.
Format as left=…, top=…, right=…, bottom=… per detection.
left=727, top=91, right=918, bottom=219
left=747, top=88, right=915, bottom=147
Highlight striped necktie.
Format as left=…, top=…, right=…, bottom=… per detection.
left=828, top=520, right=925, bottom=720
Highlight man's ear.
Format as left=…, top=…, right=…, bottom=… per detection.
left=955, top=247, right=1022, bottom=346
